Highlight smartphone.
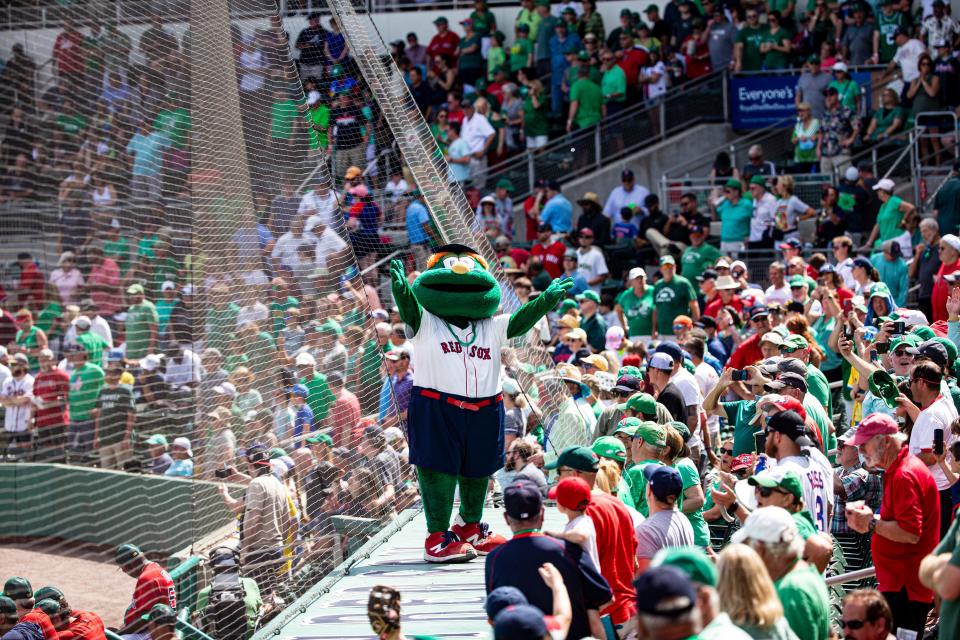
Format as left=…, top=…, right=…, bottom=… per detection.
left=934, top=428, right=945, bottom=456
left=876, top=342, right=890, bottom=355
left=870, top=350, right=879, bottom=362
left=214, top=466, right=231, bottom=479
left=892, top=321, right=905, bottom=335
left=843, top=299, right=853, bottom=315
left=844, top=327, right=854, bottom=341
left=754, top=431, right=767, bottom=455
left=732, top=369, right=749, bottom=381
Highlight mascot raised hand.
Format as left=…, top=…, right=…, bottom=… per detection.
left=390, top=244, right=572, bottom=562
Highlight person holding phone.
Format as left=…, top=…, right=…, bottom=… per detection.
left=898, top=361, right=958, bottom=539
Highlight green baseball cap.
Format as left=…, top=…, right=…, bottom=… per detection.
left=433, top=16, right=448, bottom=24
left=781, top=334, right=809, bottom=351
left=268, top=447, right=288, bottom=460
left=576, top=290, right=601, bottom=304
left=544, top=446, right=600, bottom=471
left=870, top=283, right=891, bottom=299
left=911, top=325, right=937, bottom=341
left=0, top=596, right=16, bottom=617
left=788, top=275, right=807, bottom=288
left=317, top=319, right=343, bottom=337
left=536, top=0, right=550, bottom=6
left=749, top=469, right=803, bottom=502
left=3, top=577, right=31, bottom=600
left=141, top=603, right=177, bottom=624
left=558, top=299, right=579, bottom=313
left=618, top=365, right=642, bottom=378
left=592, top=436, right=627, bottom=462
left=749, top=174, right=767, bottom=188
left=651, top=546, right=717, bottom=586
left=889, top=333, right=921, bottom=353
left=620, top=393, right=657, bottom=416
left=306, top=433, right=334, bottom=446
left=115, top=543, right=143, bottom=566
left=725, top=178, right=742, bottom=191
left=145, top=434, right=168, bottom=447
left=496, top=178, right=515, bottom=192
left=634, top=421, right=666, bottom=447
left=669, top=420, right=691, bottom=443
left=126, top=283, right=145, bottom=295
left=32, top=587, right=64, bottom=604
left=868, top=370, right=900, bottom=409
left=35, top=599, right=60, bottom=617
left=612, top=416, right=641, bottom=438
left=659, top=255, right=676, bottom=266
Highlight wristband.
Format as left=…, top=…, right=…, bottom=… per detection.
left=729, top=500, right=739, bottom=513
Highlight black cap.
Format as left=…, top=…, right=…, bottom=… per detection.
left=622, top=168, right=635, bottom=181
left=750, top=305, right=769, bottom=320
left=697, top=268, right=718, bottom=282
left=546, top=179, right=562, bottom=191
left=612, top=375, right=642, bottom=393
left=655, top=342, right=685, bottom=364
left=503, top=478, right=543, bottom=519
left=777, top=358, right=808, bottom=377
left=572, top=348, right=593, bottom=365
left=766, top=410, right=814, bottom=447
left=765, top=371, right=808, bottom=394
left=916, top=340, right=949, bottom=369
left=537, top=221, right=553, bottom=232
left=698, top=315, right=717, bottom=330
left=634, top=565, right=697, bottom=617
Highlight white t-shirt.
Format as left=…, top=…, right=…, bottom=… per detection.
left=836, top=257, right=856, bottom=290
left=773, top=195, right=811, bottom=233
left=314, top=227, right=348, bottom=269
left=909, top=394, right=959, bottom=490
left=576, top=247, right=609, bottom=294
left=603, top=184, right=650, bottom=223
left=271, top=231, right=318, bottom=270
left=301, top=190, right=340, bottom=230
left=695, top=361, right=721, bottom=436
left=409, top=311, right=510, bottom=397
left=750, top=192, right=777, bottom=242
left=775, top=448, right=834, bottom=533
left=643, top=61, right=668, bottom=98
left=894, top=39, right=927, bottom=82
left=671, top=368, right=704, bottom=449
left=564, top=513, right=600, bottom=570
left=2, top=374, right=34, bottom=433
left=461, top=113, right=496, bottom=154
left=764, top=283, right=791, bottom=306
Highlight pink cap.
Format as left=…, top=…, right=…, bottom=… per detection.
left=848, top=413, right=899, bottom=446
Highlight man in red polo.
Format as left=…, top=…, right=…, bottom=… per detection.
left=31, top=349, right=70, bottom=460
left=726, top=306, right=770, bottom=371
left=549, top=446, right=638, bottom=637
left=529, top=223, right=565, bottom=280
left=846, top=413, right=941, bottom=636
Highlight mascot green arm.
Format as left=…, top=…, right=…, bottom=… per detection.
left=507, top=277, right=574, bottom=339
left=390, top=259, right=423, bottom=334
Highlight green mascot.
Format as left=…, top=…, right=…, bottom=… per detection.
left=390, top=245, right=572, bottom=562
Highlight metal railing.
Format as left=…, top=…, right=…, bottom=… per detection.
left=824, top=566, right=876, bottom=586
left=484, top=69, right=729, bottom=203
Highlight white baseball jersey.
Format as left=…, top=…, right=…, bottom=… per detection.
left=775, top=448, right=834, bottom=533
left=2, top=374, right=34, bottom=433
left=410, top=310, right=510, bottom=398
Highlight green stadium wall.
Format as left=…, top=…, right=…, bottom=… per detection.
left=0, top=463, right=235, bottom=556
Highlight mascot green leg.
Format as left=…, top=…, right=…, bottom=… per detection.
left=457, top=475, right=489, bottom=523
left=417, top=467, right=458, bottom=534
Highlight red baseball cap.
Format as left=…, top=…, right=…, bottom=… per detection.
left=548, top=477, right=592, bottom=511
left=731, top=453, right=755, bottom=471
left=848, top=413, right=899, bottom=446
left=766, top=396, right=806, bottom=420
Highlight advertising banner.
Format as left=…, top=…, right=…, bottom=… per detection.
left=730, top=72, right=872, bottom=130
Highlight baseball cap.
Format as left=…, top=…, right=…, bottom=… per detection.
left=592, top=435, right=627, bottom=462
left=35, top=600, right=60, bottom=617
left=655, top=342, right=685, bottom=363
left=612, top=375, right=642, bottom=394
left=750, top=305, right=770, bottom=321
left=649, top=352, right=674, bottom=371
left=780, top=335, right=809, bottom=353
left=634, top=565, right=697, bottom=617
left=832, top=61, right=849, bottom=73
left=433, top=15, right=448, bottom=24
left=581, top=354, right=608, bottom=371
left=622, top=168, right=635, bottom=181
left=291, top=383, right=310, bottom=398
left=3, top=577, right=32, bottom=600
left=537, top=222, right=553, bottom=233
left=873, top=178, right=896, bottom=192
left=306, top=432, right=334, bottom=446
left=765, top=410, right=814, bottom=447
left=294, top=352, right=317, bottom=367
left=730, top=453, right=755, bottom=472
left=659, top=255, right=676, bottom=266
left=74, top=315, right=91, bottom=330
left=917, top=339, right=950, bottom=369
left=613, top=416, right=641, bottom=438
left=0, top=596, right=16, bottom=617
left=749, top=468, right=803, bottom=502
left=144, top=434, right=168, bottom=447
left=868, top=370, right=900, bottom=409
left=635, top=420, right=667, bottom=447
left=644, top=464, right=683, bottom=501
left=171, top=437, right=193, bottom=457
left=544, top=445, right=600, bottom=471
left=11, top=353, right=28, bottom=365
left=651, top=546, right=717, bottom=587
left=485, top=587, right=528, bottom=620
left=731, top=506, right=799, bottom=545
left=115, top=543, right=143, bottom=566
left=126, top=283, right=145, bottom=295
left=32, top=587, right=63, bottom=604
left=765, top=371, right=808, bottom=394
left=549, top=476, right=592, bottom=511
left=503, top=478, right=543, bottom=519
left=494, top=604, right=547, bottom=639
left=760, top=332, right=784, bottom=347
left=628, top=267, right=646, bottom=281
left=848, top=412, right=900, bottom=446
left=576, top=290, right=600, bottom=304
left=344, top=166, right=363, bottom=179
left=213, top=382, right=237, bottom=398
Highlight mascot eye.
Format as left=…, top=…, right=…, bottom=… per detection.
left=459, top=256, right=477, bottom=270
left=442, top=256, right=459, bottom=269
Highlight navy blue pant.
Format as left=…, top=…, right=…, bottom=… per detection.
left=407, top=386, right=504, bottom=478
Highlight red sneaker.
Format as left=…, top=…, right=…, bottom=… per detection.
left=424, top=531, right=477, bottom=563
left=451, top=519, right=507, bottom=555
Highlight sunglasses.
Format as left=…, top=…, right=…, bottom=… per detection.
left=840, top=620, right=865, bottom=630
left=757, top=486, right=787, bottom=498
left=719, top=447, right=733, bottom=455
left=893, top=349, right=914, bottom=357
left=780, top=346, right=803, bottom=353
left=672, top=324, right=686, bottom=331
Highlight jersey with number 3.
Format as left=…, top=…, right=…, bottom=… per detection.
left=123, top=562, right=177, bottom=625
left=778, top=448, right=834, bottom=534
left=409, top=310, right=510, bottom=398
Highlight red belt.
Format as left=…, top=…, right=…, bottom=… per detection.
left=418, top=389, right=503, bottom=412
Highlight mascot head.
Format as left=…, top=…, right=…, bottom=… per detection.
left=412, top=244, right=501, bottom=319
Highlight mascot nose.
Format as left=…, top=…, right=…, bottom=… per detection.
left=450, top=262, right=469, bottom=275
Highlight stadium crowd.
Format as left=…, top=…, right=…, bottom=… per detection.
left=3, top=2, right=960, bottom=640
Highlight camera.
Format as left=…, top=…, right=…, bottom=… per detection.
left=892, top=320, right=905, bottom=335
left=214, top=466, right=231, bottom=479
left=732, top=369, right=749, bottom=381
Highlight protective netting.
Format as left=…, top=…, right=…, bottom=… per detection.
left=0, top=0, right=568, bottom=635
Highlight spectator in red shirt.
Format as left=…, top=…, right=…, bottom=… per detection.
left=115, top=544, right=176, bottom=637
left=551, top=446, right=639, bottom=636
left=324, top=371, right=360, bottom=447
left=530, top=223, right=566, bottom=280
left=726, top=306, right=771, bottom=371
left=0, top=308, right=17, bottom=348
left=31, top=587, right=104, bottom=640
left=14, top=601, right=60, bottom=640
left=52, top=20, right=84, bottom=78
left=616, top=32, right=648, bottom=95
left=702, top=275, right=744, bottom=318
left=16, top=254, right=44, bottom=311
left=426, top=17, right=460, bottom=72
left=847, top=413, right=941, bottom=636
left=930, top=233, right=960, bottom=323
left=84, top=246, right=122, bottom=318
left=32, top=348, right=70, bottom=461
left=523, top=179, right=548, bottom=241
left=682, top=23, right=711, bottom=79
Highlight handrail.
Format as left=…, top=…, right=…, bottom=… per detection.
left=825, top=566, right=876, bottom=586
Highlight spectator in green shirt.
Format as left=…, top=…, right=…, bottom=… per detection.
left=734, top=8, right=766, bottom=72
left=651, top=256, right=700, bottom=339
left=515, top=0, right=541, bottom=40
left=469, top=0, right=496, bottom=37
left=680, top=220, right=722, bottom=282
left=66, top=344, right=105, bottom=453
left=615, top=268, right=655, bottom=340
left=704, top=364, right=771, bottom=456
left=295, top=351, right=336, bottom=423
left=75, top=316, right=109, bottom=368
left=567, top=65, right=602, bottom=132
left=600, top=49, right=627, bottom=118
left=715, top=178, right=753, bottom=254
left=510, top=23, right=535, bottom=73
left=123, top=284, right=159, bottom=360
